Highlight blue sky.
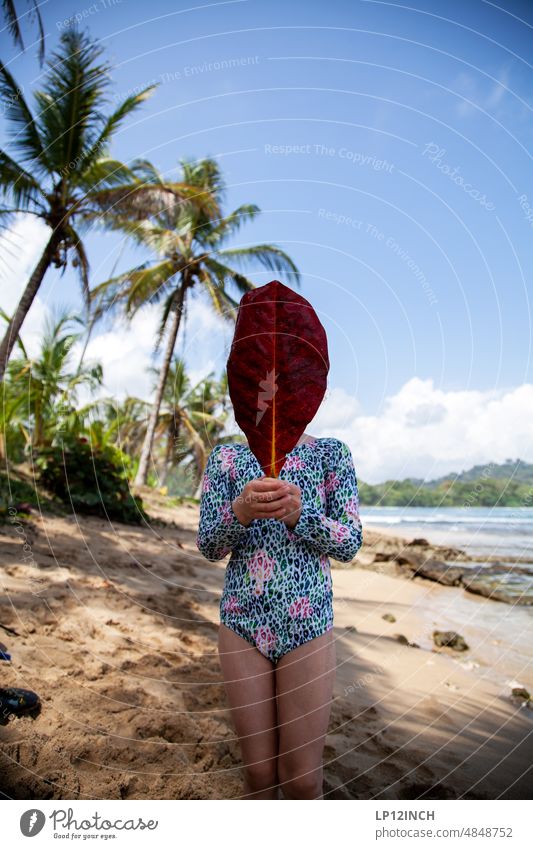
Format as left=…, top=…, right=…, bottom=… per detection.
left=2, top=0, right=533, bottom=482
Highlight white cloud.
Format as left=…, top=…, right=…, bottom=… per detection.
left=0, top=215, right=52, bottom=356
left=319, top=377, right=533, bottom=484
left=453, top=63, right=513, bottom=119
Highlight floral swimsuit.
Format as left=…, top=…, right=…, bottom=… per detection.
left=195, top=437, right=363, bottom=663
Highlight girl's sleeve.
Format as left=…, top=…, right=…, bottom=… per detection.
left=290, top=439, right=363, bottom=562
left=195, top=445, right=251, bottom=562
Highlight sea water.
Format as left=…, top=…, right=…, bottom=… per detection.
left=360, top=506, right=533, bottom=562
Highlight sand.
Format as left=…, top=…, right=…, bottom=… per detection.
left=0, top=499, right=531, bottom=800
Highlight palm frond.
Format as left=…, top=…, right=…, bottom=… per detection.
left=202, top=257, right=255, bottom=300
left=91, top=259, right=177, bottom=318
left=37, top=28, right=109, bottom=175
left=198, top=203, right=260, bottom=246
left=198, top=264, right=240, bottom=319
left=216, top=243, right=301, bottom=284
left=76, top=87, right=157, bottom=177
left=0, top=150, right=45, bottom=210
left=0, top=57, right=48, bottom=172
left=77, top=157, right=138, bottom=191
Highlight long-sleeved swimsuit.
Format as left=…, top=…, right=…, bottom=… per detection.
left=195, top=437, right=363, bottom=663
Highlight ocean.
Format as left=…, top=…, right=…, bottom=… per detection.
left=360, top=506, right=533, bottom=562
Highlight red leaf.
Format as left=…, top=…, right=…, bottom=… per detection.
left=226, top=280, right=329, bottom=477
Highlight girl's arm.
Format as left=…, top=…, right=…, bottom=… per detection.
left=195, top=445, right=251, bottom=561
left=290, top=439, right=363, bottom=562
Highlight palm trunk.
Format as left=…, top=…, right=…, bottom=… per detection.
left=133, top=282, right=186, bottom=488
left=160, top=415, right=179, bottom=486
left=0, top=229, right=61, bottom=382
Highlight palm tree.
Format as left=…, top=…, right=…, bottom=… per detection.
left=90, top=157, right=300, bottom=488
left=153, top=357, right=228, bottom=487
left=6, top=309, right=103, bottom=450
left=2, top=0, right=45, bottom=64
left=98, top=395, right=151, bottom=460
left=0, top=26, right=218, bottom=382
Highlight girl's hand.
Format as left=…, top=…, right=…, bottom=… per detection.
left=232, top=478, right=302, bottom=528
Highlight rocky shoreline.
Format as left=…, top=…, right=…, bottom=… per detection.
left=348, top=528, right=533, bottom=606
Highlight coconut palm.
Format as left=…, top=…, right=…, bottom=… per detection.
left=152, top=357, right=229, bottom=488
left=2, top=0, right=45, bottom=64
left=98, top=395, right=151, bottom=460
left=6, top=309, right=103, bottom=450
left=0, top=26, right=218, bottom=382
left=90, top=156, right=300, bottom=487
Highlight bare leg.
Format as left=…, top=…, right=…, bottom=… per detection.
left=276, top=628, right=336, bottom=799
left=218, top=623, right=279, bottom=799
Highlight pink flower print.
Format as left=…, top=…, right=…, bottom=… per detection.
left=345, top=495, right=360, bottom=521
left=202, top=472, right=211, bottom=493
left=324, top=470, right=340, bottom=494
left=288, top=596, right=314, bottom=619
left=219, top=446, right=237, bottom=479
left=223, top=595, right=242, bottom=614
left=220, top=501, right=234, bottom=525
left=255, top=625, right=276, bottom=656
left=319, top=554, right=332, bottom=589
left=247, top=550, right=276, bottom=595
left=321, top=515, right=350, bottom=543
left=284, top=455, right=306, bottom=471
left=286, top=528, right=298, bottom=542
left=316, top=480, right=326, bottom=507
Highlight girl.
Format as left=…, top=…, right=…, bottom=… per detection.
left=196, top=430, right=363, bottom=799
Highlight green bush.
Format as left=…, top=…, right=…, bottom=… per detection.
left=34, top=437, right=146, bottom=524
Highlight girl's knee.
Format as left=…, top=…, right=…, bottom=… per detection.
left=243, top=761, right=278, bottom=793
left=278, top=760, right=323, bottom=799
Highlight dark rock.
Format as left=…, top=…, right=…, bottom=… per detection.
left=413, top=559, right=466, bottom=586
left=460, top=565, right=533, bottom=606
left=394, top=551, right=426, bottom=568
left=432, top=630, right=469, bottom=651
left=408, top=537, right=430, bottom=546
left=382, top=613, right=396, bottom=622
left=394, top=633, right=419, bottom=647
left=511, top=687, right=530, bottom=701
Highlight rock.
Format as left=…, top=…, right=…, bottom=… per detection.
left=413, top=559, right=466, bottom=586
left=382, top=613, right=396, bottom=622
left=343, top=625, right=357, bottom=633
left=408, top=537, right=430, bottom=546
left=460, top=564, right=533, bottom=606
left=511, top=687, right=531, bottom=701
left=394, top=551, right=427, bottom=568
left=432, top=630, right=469, bottom=651
left=394, top=633, right=419, bottom=647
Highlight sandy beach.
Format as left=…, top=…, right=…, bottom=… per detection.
left=0, top=499, right=531, bottom=800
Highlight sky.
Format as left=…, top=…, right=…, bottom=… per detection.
left=1, top=0, right=533, bottom=483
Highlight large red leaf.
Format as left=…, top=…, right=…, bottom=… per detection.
left=226, top=279, right=330, bottom=477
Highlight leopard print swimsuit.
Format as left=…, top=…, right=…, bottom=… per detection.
left=195, top=437, right=363, bottom=663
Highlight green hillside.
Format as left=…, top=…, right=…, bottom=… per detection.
left=360, top=459, right=533, bottom=507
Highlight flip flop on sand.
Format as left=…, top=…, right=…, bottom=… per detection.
left=0, top=687, right=41, bottom=722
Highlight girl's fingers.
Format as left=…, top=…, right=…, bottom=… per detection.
left=252, top=495, right=300, bottom=518
left=253, top=495, right=292, bottom=514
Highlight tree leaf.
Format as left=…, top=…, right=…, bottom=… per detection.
left=226, top=279, right=329, bottom=477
